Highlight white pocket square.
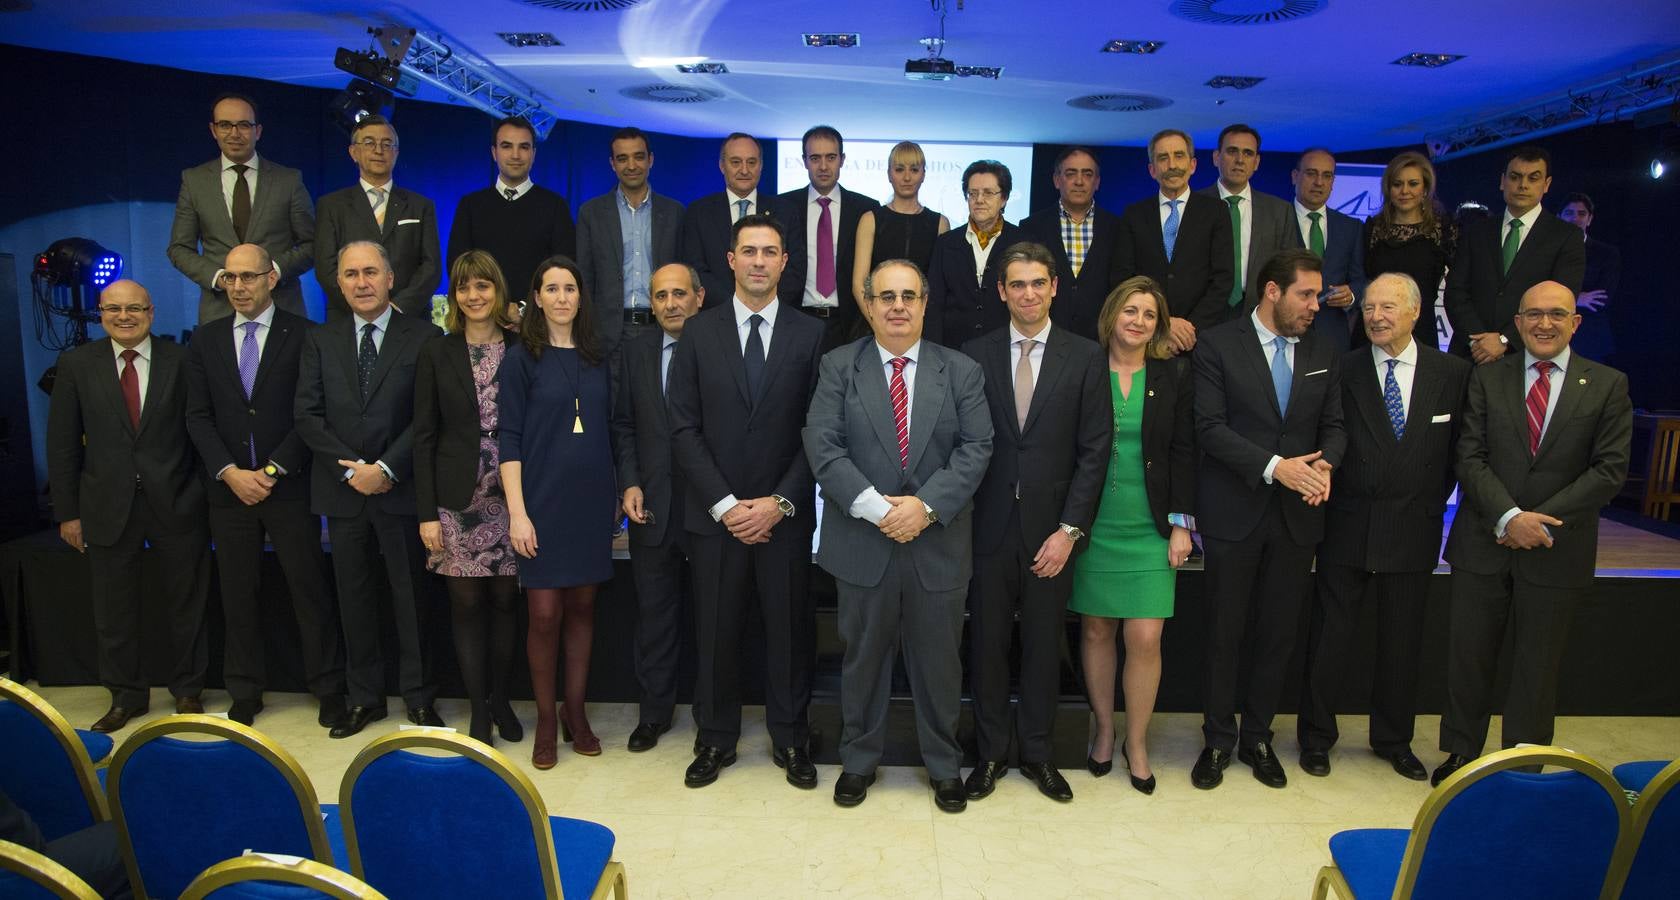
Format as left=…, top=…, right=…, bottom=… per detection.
left=1431, top=413, right=1452, bottom=423
left=1303, top=368, right=1328, bottom=377
left=397, top=218, right=421, bottom=225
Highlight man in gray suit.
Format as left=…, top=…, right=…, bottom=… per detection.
left=1196, top=124, right=1296, bottom=315
left=576, top=126, right=684, bottom=352
left=803, top=258, right=994, bottom=813
left=168, top=93, right=315, bottom=324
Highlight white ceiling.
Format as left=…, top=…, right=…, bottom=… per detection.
left=5, top=0, right=1678, bottom=150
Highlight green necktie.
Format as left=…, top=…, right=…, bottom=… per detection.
left=1502, top=218, right=1524, bottom=275
left=1307, top=211, right=1325, bottom=258
left=1226, top=195, right=1244, bottom=306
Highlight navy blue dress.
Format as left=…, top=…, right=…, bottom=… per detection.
left=497, top=343, right=615, bottom=588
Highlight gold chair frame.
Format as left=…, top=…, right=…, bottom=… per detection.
left=106, top=714, right=336, bottom=900
left=180, top=854, right=389, bottom=900
left=0, top=838, right=101, bottom=900
left=0, top=677, right=110, bottom=824
left=1312, top=745, right=1633, bottom=900
left=1604, top=757, right=1680, bottom=897
left=339, top=730, right=627, bottom=900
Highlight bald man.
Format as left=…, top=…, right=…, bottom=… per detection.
left=47, top=280, right=210, bottom=732
left=1433, top=280, right=1631, bottom=785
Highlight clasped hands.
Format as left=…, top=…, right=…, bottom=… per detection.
left=722, top=496, right=784, bottom=545
left=223, top=467, right=276, bottom=506
left=338, top=459, right=392, bottom=496
left=1274, top=450, right=1333, bottom=506
left=1468, top=332, right=1510, bottom=365
left=878, top=495, right=930, bottom=545
left=1499, top=511, right=1562, bottom=550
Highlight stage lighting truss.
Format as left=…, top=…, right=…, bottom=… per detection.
left=372, top=25, right=561, bottom=140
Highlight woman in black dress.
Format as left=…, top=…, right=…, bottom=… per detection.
left=499, top=256, right=615, bottom=768
left=415, top=250, right=523, bottom=747
left=851, top=140, right=949, bottom=304
left=1364, top=150, right=1457, bottom=351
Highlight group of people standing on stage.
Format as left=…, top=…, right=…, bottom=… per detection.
left=45, top=93, right=1632, bottom=814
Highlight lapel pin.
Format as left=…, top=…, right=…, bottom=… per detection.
left=1578, top=378, right=1587, bottom=385
left=1147, top=389, right=1155, bottom=397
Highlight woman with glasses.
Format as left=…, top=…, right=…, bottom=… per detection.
left=925, top=159, right=1024, bottom=346
left=851, top=141, right=950, bottom=307
left=1364, top=151, right=1457, bottom=352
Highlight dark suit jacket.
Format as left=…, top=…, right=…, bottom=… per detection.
left=962, top=325, right=1111, bottom=555
left=1111, top=192, right=1235, bottom=333
left=1443, top=351, right=1632, bottom=588
left=576, top=189, right=685, bottom=349
left=184, top=309, right=314, bottom=506
left=666, top=302, right=824, bottom=537
left=412, top=329, right=517, bottom=518
left=168, top=156, right=315, bottom=323
left=1019, top=205, right=1120, bottom=341
left=1295, top=205, right=1369, bottom=350
left=924, top=222, right=1025, bottom=348
left=1191, top=186, right=1297, bottom=310
left=679, top=190, right=761, bottom=309
left=1573, top=235, right=1622, bottom=360
left=775, top=186, right=880, bottom=339
left=1138, top=355, right=1198, bottom=537
left=47, top=337, right=206, bottom=544
left=1321, top=345, right=1471, bottom=572
left=611, top=329, right=682, bottom=547
left=1444, top=210, right=1585, bottom=356
left=314, top=184, right=442, bottom=318
left=293, top=310, right=438, bottom=518
left=1193, top=314, right=1346, bottom=545
left=803, top=337, right=994, bottom=591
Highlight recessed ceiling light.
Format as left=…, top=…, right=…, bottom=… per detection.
left=497, top=32, right=562, bottom=48
left=1393, top=52, right=1465, bottom=68
left=1206, top=75, right=1265, bottom=89
left=803, top=33, right=860, bottom=48
left=676, top=62, right=729, bottom=74
left=1101, top=39, right=1164, bottom=54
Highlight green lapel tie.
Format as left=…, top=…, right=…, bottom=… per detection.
left=1226, top=195, right=1244, bottom=306
left=1307, top=210, right=1325, bottom=258
left=1501, top=218, right=1524, bottom=275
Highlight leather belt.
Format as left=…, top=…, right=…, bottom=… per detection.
left=623, top=309, right=653, bottom=325
left=802, top=306, right=834, bottom=319
left=480, top=429, right=499, bottom=438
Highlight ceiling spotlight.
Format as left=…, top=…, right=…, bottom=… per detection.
left=1653, top=158, right=1668, bottom=179
left=803, top=33, right=860, bottom=48
left=1101, top=39, right=1164, bottom=54
left=1206, top=75, right=1265, bottom=90
left=1393, top=52, right=1465, bottom=68
left=676, top=62, right=729, bottom=74
left=328, top=80, right=395, bottom=134
left=333, top=46, right=417, bottom=96
left=497, top=32, right=561, bottom=48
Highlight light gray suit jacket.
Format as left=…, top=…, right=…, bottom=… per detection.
left=168, top=156, right=315, bottom=324
left=574, top=189, right=683, bottom=350
left=1195, top=184, right=1296, bottom=309
left=803, top=336, right=993, bottom=591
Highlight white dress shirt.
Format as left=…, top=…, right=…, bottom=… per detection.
left=1216, top=182, right=1253, bottom=282
left=221, top=154, right=259, bottom=215
left=709, top=297, right=787, bottom=520
left=1009, top=320, right=1051, bottom=390
left=727, top=189, right=761, bottom=224
left=1500, top=203, right=1544, bottom=257
left=110, top=336, right=152, bottom=415
left=803, top=184, right=841, bottom=308
left=1158, top=190, right=1188, bottom=228
left=963, top=221, right=1002, bottom=285
left=1293, top=198, right=1330, bottom=247
left=1252, top=308, right=1299, bottom=484
left=346, top=304, right=398, bottom=482
left=498, top=178, right=534, bottom=200
left=1496, top=347, right=1572, bottom=537
left=1371, top=338, right=1419, bottom=422
left=231, top=302, right=276, bottom=362
left=849, top=340, right=925, bottom=525
left=360, top=176, right=393, bottom=214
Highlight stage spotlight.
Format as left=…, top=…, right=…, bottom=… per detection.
left=31, top=237, right=122, bottom=351
left=34, top=238, right=122, bottom=291
left=329, top=80, right=395, bottom=134
left=1655, top=159, right=1668, bottom=179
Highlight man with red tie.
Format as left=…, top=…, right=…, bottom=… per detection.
left=1433, top=280, right=1631, bottom=785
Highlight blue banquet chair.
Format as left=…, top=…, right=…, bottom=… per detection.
left=0, top=678, right=109, bottom=842
left=180, top=854, right=388, bottom=900
left=0, top=838, right=101, bottom=900
left=1609, top=758, right=1680, bottom=899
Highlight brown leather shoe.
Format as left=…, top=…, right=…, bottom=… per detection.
left=90, top=705, right=147, bottom=733
left=175, top=696, right=204, bottom=715
left=533, top=718, right=558, bottom=770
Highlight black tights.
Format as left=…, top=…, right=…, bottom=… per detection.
left=526, top=585, right=597, bottom=726
left=445, top=575, right=519, bottom=715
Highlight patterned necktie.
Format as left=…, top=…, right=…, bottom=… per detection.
left=1502, top=218, right=1524, bottom=275
left=743, top=313, right=765, bottom=402
left=1526, top=360, right=1554, bottom=455
left=1162, top=198, right=1181, bottom=263
left=1226, top=195, right=1244, bottom=306
left=358, top=322, right=377, bottom=400
left=1014, top=339, right=1037, bottom=430
left=369, top=186, right=387, bottom=226
left=239, top=321, right=261, bottom=466
left=816, top=196, right=836, bottom=296
left=1308, top=211, right=1325, bottom=258
left=1271, top=335, right=1292, bottom=418
left=1383, top=358, right=1405, bottom=440
left=230, top=163, right=252, bottom=243
left=736, top=198, right=750, bottom=221
left=119, top=348, right=141, bottom=430
left=889, top=357, right=910, bottom=468
left=660, top=341, right=673, bottom=396
left=503, top=187, right=517, bottom=200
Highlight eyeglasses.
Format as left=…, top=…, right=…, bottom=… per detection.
left=219, top=271, right=268, bottom=286
left=966, top=189, right=1003, bottom=200
left=1519, top=309, right=1575, bottom=324
left=99, top=305, right=151, bottom=316
left=213, top=120, right=257, bottom=134
left=355, top=138, right=398, bottom=152
left=872, top=291, right=922, bottom=305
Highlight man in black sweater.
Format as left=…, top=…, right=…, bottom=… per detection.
left=447, top=115, right=576, bottom=305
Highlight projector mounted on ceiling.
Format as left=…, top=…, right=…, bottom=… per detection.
left=905, top=36, right=1000, bottom=82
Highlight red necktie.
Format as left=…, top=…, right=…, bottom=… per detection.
left=889, top=357, right=910, bottom=468
left=119, top=348, right=141, bottom=430
left=1526, top=360, right=1554, bottom=456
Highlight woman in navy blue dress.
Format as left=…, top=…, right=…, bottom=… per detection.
left=499, top=255, right=615, bottom=768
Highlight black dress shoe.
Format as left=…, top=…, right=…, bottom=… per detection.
left=964, top=761, right=1007, bottom=800
left=1121, top=745, right=1156, bottom=796
left=1190, top=747, right=1231, bottom=790
left=932, top=778, right=967, bottom=813
left=1019, top=762, right=1074, bottom=802
left=90, top=705, right=147, bottom=734
left=406, top=705, right=446, bottom=727
left=329, top=705, right=388, bottom=739
left=627, top=722, right=670, bottom=753
left=773, top=746, right=818, bottom=789
left=693, top=737, right=705, bottom=756
left=1087, top=755, right=1113, bottom=778
left=1299, top=749, right=1332, bottom=777
left=1376, top=748, right=1429, bottom=781
left=1239, top=742, right=1288, bottom=788
left=833, top=771, right=875, bottom=807
left=175, top=696, right=204, bottom=715
left=685, top=746, right=737, bottom=787
left=317, top=695, right=348, bottom=728
left=228, top=699, right=264, bottom=726
left=1431, top=753, right=1472, bottom=787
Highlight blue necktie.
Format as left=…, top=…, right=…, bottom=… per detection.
left=736, top=198, right=750, bottom=221
left=1270, top=335, right=1292, bottom=417
left=358, top=322, right=377, bottom=400
left=238, top=321, right=261, bottom=466
left=1163, top=198, right=1182, bottom=263
left=1383, top=358, right=1405, bottom=440
left=743, top=314, right=765, bottom=403
left=660, top=341, right=673, bottom=396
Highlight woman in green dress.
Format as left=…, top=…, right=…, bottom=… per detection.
left=1069, top=276, right=1196, bottom=794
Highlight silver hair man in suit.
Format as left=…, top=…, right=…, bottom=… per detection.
left=804, top=258, right=993, bottom=813
left=168, top=92, right=316, bottom=324
left=577, top=126, right=684, bottom=352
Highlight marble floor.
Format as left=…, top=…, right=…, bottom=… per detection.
left=31, top=685, right=1679, bottom=899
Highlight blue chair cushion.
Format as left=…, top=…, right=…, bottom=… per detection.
left=0, top=699, right=98, bottom=841
left=1622, top=768, right=1680, bottom=900
left=75, top=730, right=114, bottom=765
left=1327, top=828, right=1408, bottom=899
left=205, top=878, right=339, bottom=899
left=550, top=816, right=616, bottom=900
left=0, top=870, right=66, bottom=899
left=1614, top=760, right=1669, bottom=795
left=321, top=804, right=349, bottom=870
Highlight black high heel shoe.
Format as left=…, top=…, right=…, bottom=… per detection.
left=489, top=696, right=524, bottom=743
left=1121, top=744, right=1156, bottom=795
left=1087, top=740, right=1113, bottom=777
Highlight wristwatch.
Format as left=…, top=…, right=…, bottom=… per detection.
left=1497, top=334, right=1509, bottom=346
left=772, top=494, right=795, bottom=517
left=922, top=501, right=938, bottom=525
left=262, top=463, right=280, bottom=479
left=1059, top=523, right=1086, bottom=542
